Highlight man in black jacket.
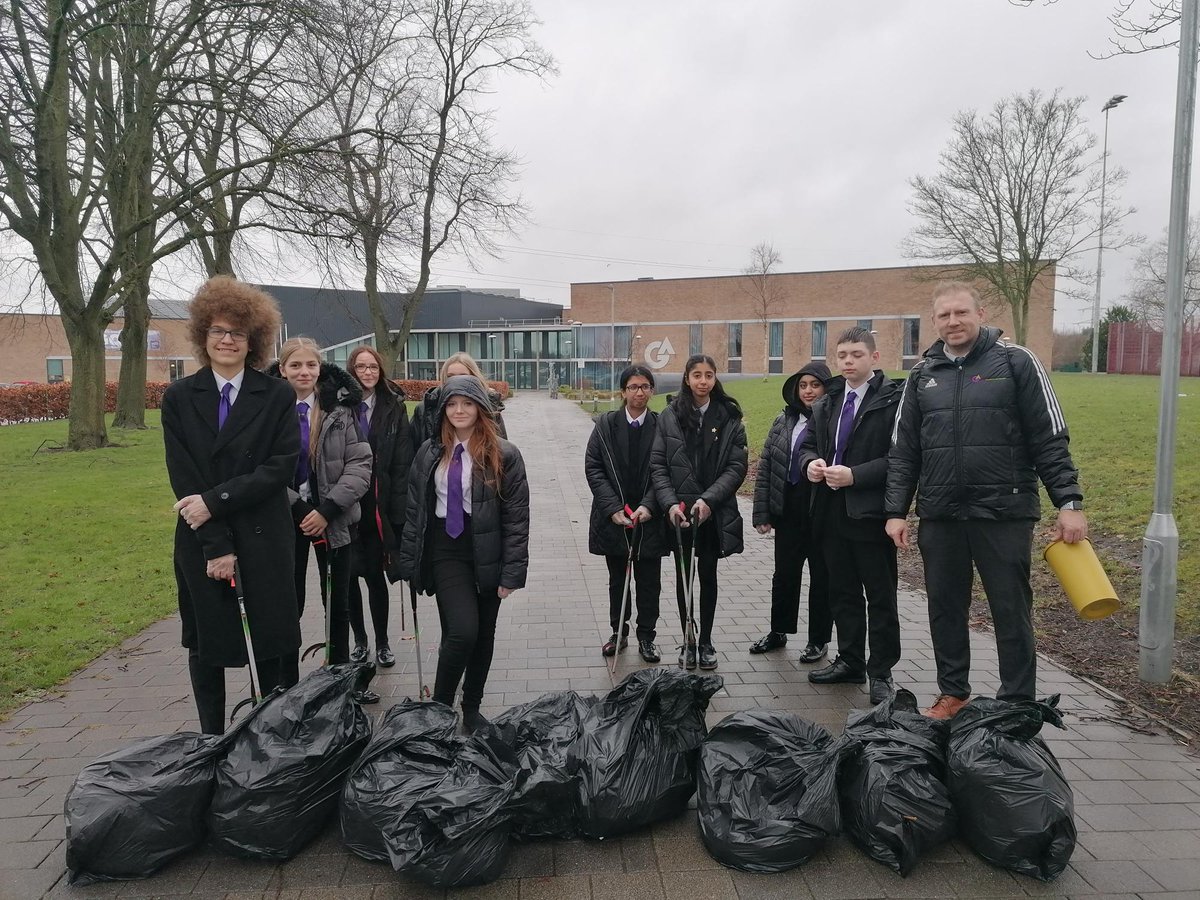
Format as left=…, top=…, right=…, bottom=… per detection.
left=885, top=282, right=1087, bottom=719
left=799, top=327, right=903, bottom=706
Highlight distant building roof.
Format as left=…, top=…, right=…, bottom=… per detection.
left=148, top=297, right=191, bottom=319
left=262, top=284, right=564, bottom=348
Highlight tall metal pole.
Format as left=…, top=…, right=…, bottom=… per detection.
left=1091, top=94, right=1126, bottom=373
left=608, top=283, right=617, bottom=408
left=1140, top=0, right=1197, bottom=683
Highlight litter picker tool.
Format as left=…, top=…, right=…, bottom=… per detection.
left=607, top=505, right=638, bottom=684
left=229, top=560, right=262, bottom=722
left=672, top=502, right=699, bottom=669
left=407, top=580, right=431, bottom=700
left=302, top=535, right=333, bottom=664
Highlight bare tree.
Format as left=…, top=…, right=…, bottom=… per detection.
left=904, top=89, right=1136, bottom=345
left=739, top=241, right=784, bottom=380
left=1010, top=0, right=1183, bottom=56
left=1123, top=217, right=1200, bottom=327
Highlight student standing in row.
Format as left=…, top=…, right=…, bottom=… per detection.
left=651, top=354, right=747, bottom=670
left=346, top=346, right=413, bottom=669
left=165, top=277, right=300, bottom=734
left=585, top=365, right=667, bottom=663
left=398, top=375, right=530, bottom=732
left=274, top=338, right=373, bottom=693
left=800, top=327, right=902, bottom=706
left=410, top=352, right=508, bottom=451
left=750, top=361, right=832, bottom=662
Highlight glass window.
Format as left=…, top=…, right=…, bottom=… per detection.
left=467, top=332, right=483, bottom=359
left=812, top=321, right=827, bottom=357
left=769, top=321, right=783, bottom=358
left=436, top=332, right=461, bottom=359
left=858, top=319, right=873, bottom=331
left=168, top=359, right=185, bottom=382
left=903, top=318, right=921, bottom=357
left=509, top=331, right=529, bottom=358
left=47, top=358, right=65, bottom=383
left=614, top=325, right=632, bottom=361
left=690, top=323, right=703, bottom=356
left=768, top=358, right=783, bottom=374
left=408, top=332, right=433, bottom=360
left=728, top=322, right=742, bottom=359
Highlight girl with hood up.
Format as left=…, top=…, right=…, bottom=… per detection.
left=750, top=361, right=833, bottom=662
left=272, top=337, right=373, bottom=694
left=397, top=375, right=530, bottom=733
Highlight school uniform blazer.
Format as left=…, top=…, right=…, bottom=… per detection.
left=162, top=366, right=301, bottom=667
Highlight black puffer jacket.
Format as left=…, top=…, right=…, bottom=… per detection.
left=650, top=397, right=748, bottom=557
left=884, top=326, right=1083, bottom=522
left=752, top=366, right=827, bottom=528
left=410, top=383, right=507, bottom=452
left=357, top=378, right=413, bottom=563
left=585, top=409, right=670, bottom=558
left=397, top=376, right=529, bottom=595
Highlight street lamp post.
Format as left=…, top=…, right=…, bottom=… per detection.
left=487, top=333, right=498, bottom=382
left=606, top=284, right=617, bottom=407
left=1091, top=93, right=1127, bottom=374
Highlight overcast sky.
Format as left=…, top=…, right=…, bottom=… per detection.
left=423, top=0, right=1187, bottom=331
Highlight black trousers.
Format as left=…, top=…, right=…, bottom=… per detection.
left=770, top=484, right=832, bottom=644
left=189, top=650, right=289, bottom=735
left=671, top=523, right=719, bottom=646
left=822, top=531, right=900, bottom=679
left=282, top=531, right=352, bottom=685
left=349, top=529, right=391, bottom=648
left=605, top=551, right=661, bottom=642
left=429, top=516, right=502, bottom=710
left=919, top=518, right=1037, bottom=701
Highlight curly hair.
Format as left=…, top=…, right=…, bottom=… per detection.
left=187, top=276, right=282, bottom=370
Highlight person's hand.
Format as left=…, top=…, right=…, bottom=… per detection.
left=885, top=518, right=909, bottom=550
left=755, top=523, right=772, bottom=535
left=498, top=586, right=513, bottom=599
left=668, top=503, right=689, bottom=528
left=632, top=505, right=653, bottom=524
left=691, top=498, right=711, bottom=524
left=300, top=510, right=329, bottom=537
left=807, top=458, right=827, bottom=484
left=206, top=553, right=236, bottom=581
left=824, top=464, right=854, bottom=490
left=611, top=508, right=633, bottom=527
left=174, top=495, right=212, bottom=529
left=1051, top=509, right=1088, bottom=544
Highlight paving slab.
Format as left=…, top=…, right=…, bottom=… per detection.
left=2, top=392, right=1197, bottom=899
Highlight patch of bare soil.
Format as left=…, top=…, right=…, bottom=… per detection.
left=897, top=521, right=1200, bottom=747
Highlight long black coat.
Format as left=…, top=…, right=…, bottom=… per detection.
left=360, top=381, right=413, bottom=567
left=584, top=409, right=670, bottom=559
left=162, top=367, right=301, bottom=667
left=798, top=371, right=902, bottom=541
left=650, top=398, right=748, bottom=557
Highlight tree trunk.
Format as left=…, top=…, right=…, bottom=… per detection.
left=763, top=321, right=770, bottom=382
left=113, top=272, right=151, bottom=429
left=61, top=306, right=111, bottom=450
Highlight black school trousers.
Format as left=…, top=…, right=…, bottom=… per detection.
left=918, top=518, right=1037, bottom=701
left=188, top=652, right=289, bottom=735
left=770, top=482, right=832, bottom=644
left=349, top=527, right=391, bottom=649
left=671, top=522, right=719, bottom=646
left=429, top=516, right=502, bottom=710
left=281, top=531, right=352, bottom=686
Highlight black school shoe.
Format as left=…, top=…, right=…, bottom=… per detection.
left=350, top=643, right=370, bottom=664
left=749, top=632, right=787, bottom=654
left=808, top=657, right=867, bottom=685
left=601, top=633, right=629, bottom=657
left=462, top=707, right=490, bottom=734
left=352, top=689, right=381, bottom=704
left=679, top=643, right=697, bottom=669
left=638, top=640, right=661, bottom=664
left=798, top=642, right=829, bottom=664
left=376, top=645, right=396, bottom=668
left=698, top=644, right=718, bottom=670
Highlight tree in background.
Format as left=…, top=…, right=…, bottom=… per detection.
left=904, top=88, right=1136, bottom=346
left=740, top=242, right=784, bottom=381
left=1081, top=303, right=1139, bottom=372
left=1124, top=218, right=1200, bottom=328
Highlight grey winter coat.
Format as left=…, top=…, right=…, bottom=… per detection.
left=397, top=375, right=530, bottom=595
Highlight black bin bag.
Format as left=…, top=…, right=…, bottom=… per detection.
left=340, top=700, right=521, bottom=889
left=572, top=668, right=722, bottom=839
left=491, top=690, right=596, bottom=840
left=698, top=710, right=853, bottom=872
left=208, top=663, right=374, bottom=860
left=948, top=694, right=1075, bottom=881
left=840, top=689, right=957, bottom=876
left=65, top=732, right=220, bottom=884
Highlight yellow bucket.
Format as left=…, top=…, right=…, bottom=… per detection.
left=1043, top=538, right=1119, bottom=621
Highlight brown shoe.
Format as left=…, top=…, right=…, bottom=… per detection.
left=924, top=694, right=969, bottom=720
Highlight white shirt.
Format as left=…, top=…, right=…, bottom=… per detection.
left=213, top=369, right=245, bottom=408
left=625, top=410, right=647, bottom=427
left=834, top=381, right=871, bottom=459
left=295, top=390, right=316, bottom=501
left=362, top=391, right=376, bottom=425
left=435, top=440, right=474, bottom=518
left=789, top=413, right=810, bottom=452
left=697, top=400, right=710, bottom=425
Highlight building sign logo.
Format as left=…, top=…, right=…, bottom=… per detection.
left=644, top=337, right=674, bottom=370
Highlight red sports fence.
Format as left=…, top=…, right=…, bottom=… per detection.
left=1106, top=322, right=1200, bottom=376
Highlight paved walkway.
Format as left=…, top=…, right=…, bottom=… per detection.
left=3, top=393, right=1200, bottom=900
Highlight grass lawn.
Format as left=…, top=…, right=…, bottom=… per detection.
left=0, top=413, right=177, bottom=718
left=650, top=371, right=1200, bottom=631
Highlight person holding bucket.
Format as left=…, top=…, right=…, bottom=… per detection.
left=884, top=282, right=1087, bottom=719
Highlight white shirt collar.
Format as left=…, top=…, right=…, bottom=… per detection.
left=697, top=401, right=711, bottom=416
left=295, top=390, right=316, bottom=413
left=625, top=409, right=647, bottom=426
left=213, top=369, right=245, bottom=394
left=363, top=392, right=376, bottom=411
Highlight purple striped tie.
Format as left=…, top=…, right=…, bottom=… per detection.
left=446, top=444, right=465, bottom=538
left=296, top=401, right=310, bottom=485
left=833, top=392, right=857, bottom=466
left=218, top=382, right=232, bottom=430
left=358, top=401, right=369, bottom=437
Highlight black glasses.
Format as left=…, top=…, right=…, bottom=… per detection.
left=624, top=384, right=653, bottom=393
left=208, top=327, right=249, bottom=343
left=354, top=363, right=380, bottom=373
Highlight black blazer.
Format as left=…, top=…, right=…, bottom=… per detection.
left=798, top=371, right=902, bottom=542
left=585, top=409, right=669, bottom=559
left=162, top=367, right=302, bottom=666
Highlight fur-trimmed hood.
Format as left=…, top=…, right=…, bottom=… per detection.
left=266, top=360, right=363, bottom=412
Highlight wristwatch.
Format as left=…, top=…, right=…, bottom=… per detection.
left=1059, top=501, right=1083, bottom=511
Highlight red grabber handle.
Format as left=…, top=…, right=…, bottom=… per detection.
left=624, top=504, right=636, bottom=528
